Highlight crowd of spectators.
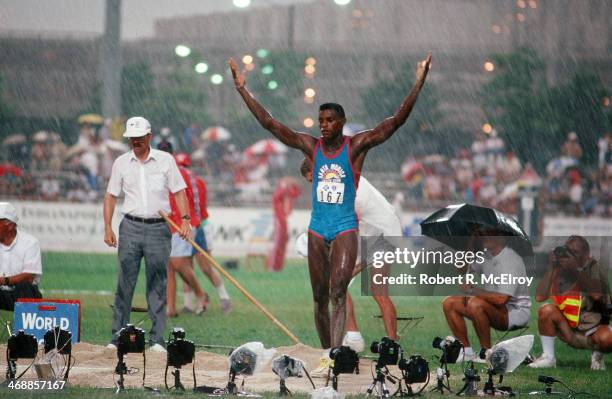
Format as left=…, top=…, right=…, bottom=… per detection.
left=399, top=131, right=611, bottom=217
left=0, top=120, right=287, bottom=206
left=1, top=121, right=610, bottom=218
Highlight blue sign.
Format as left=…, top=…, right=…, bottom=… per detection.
left=13, top=299, right=81, bottom=343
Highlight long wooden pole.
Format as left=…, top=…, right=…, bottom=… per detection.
left=159, top=211, right=301, bottom=344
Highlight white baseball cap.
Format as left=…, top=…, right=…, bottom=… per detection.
left=123, top=116, right=152, bottom=138
left=0, top=202, right=18, bottom=224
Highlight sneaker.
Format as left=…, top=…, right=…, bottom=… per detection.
left=310, top=355, right=333, bottom=378
left=195, top=293, right=210, bottom=315
left=342, top=332, right=365, bottom=353
left=149, top=343, right=167, bottom=353
left=591, top=351, right=605, bottom=371
left=106, top=343, right=117, bottom=350
left=529, top=354, right=556, bottom=368
left=220, top=299, right=233, bottom=315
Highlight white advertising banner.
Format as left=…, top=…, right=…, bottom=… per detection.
left=13, top=201, right=312, bottom=257
left=11, top=201, right=611, bottom=257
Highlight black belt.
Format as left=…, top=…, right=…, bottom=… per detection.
left=124, top=214, right=165, bottom=224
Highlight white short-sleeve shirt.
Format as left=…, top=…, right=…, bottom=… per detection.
left=470, top=246, right=531, bottom=310
left=356, top=176, right=403, bottom=237
left=106, top=148, right=186, bottom=218
left=0, top=231, right=42, bottom=285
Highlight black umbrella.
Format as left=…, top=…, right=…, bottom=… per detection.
left=420, top=203, right=533, bottom=256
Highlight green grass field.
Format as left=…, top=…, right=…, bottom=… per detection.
left=2, top=251, right=609, bottom=398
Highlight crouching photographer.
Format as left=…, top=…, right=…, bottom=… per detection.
left=530, top=235, right=612, bottom=370
left=442, top=231, right=531, bottom=362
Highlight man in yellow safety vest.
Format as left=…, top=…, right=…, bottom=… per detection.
left=531, top=236, right=611, bottom=370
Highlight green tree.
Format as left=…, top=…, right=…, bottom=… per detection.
left=550, top=71, right=609, bottom=165
left=0, top=72, right=14, bottom=135
left=226, top=50, right=305, bottom=149
left=121, top=62, right=155, bottom=118
left=360, top=59, right=443, bottom=170
left=145, top=68, right=210, bottom=137
left=482, top=47, right=556, bottom=169
left=482, top=47, right=609, bottom=169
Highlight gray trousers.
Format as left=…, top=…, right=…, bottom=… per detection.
left=111, top=217, right=171, bottom=346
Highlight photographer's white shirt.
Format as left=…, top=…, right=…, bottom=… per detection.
left=0, top=231, right=42, bottom=285
left=470, top=246, right=531, bottom=311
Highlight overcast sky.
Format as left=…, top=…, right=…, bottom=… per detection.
left=0, top=0, right=314, bottom=40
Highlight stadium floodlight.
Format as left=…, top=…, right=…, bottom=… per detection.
left=195, top=62, right=209, bottom=74
left=233, top=0, right=251, bottom=8
left=211, top=74, right=224, bottom=85
left=175, top=45, right=191, bottom=58
left=334, top=0, right=352, bottom=5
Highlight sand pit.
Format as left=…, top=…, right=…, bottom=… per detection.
left=1, top=342, right=430, bottom=395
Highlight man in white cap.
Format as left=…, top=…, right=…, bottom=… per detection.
left=0, top=202, right=43, bottom=310
left=104, top=116, right=191, bottom=352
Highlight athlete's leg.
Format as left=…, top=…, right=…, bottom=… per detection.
left=195, top=252, right=222, bottom=287
left=181, top=262, right=196, bottom=311
left=329, top=230, right=358, bottom=347
left=173, top=256, right=209, bottom=311
left=267, top=218, right=289, bottom=271
left=308, top=231, right=331, bottom=348
left=373, top=295, right=397, bottom=340
left=345, top=293, right=358, bottom=331
left=370, top=262, right=397, bottom=339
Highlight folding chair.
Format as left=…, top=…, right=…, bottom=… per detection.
left=493, top=324, right=530, bottom=345
left=373, top=315, right=424, bottom=340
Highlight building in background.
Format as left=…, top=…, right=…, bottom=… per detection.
left=0, top=0, right=609, bottom=134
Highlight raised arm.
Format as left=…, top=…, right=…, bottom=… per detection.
left=351, top=53, right=432, bottom=154
left=229, top=59, right=315, bottom=155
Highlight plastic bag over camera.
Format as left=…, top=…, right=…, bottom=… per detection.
left=229, top=342, right=277, bottom=376
left=311, top=386, right=345, bottom=399
left=485, top=335, right=534, bottom=374
left=272, top=354, right=306, bottom=379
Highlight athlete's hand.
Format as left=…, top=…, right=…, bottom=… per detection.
left=104, top=227, right=117, bottom=247
left=178, top=219, right=192, bottom=240
left=229, top=58, right=246, bottom=89
left=416, top=52, right=432, bottom=82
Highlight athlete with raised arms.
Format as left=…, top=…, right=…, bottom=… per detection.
left=229, top=53, right=431, bottom=348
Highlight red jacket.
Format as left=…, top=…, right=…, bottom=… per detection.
left=272, top=178, right=301, bottom=220
left=194, top=175, right=209, bottom=221
left=169, top=167, right=201, bottom=232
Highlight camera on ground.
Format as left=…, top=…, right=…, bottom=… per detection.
left=370, top=336, right=400, bottom=367
left=399, top=353, right=429, bottom=384
left=167, top=327, right=195, bottom=369
left=329, top=345, right=359, bottom=375
left=432, top=336, right=463, bottom=364
left=117, top=324, right=146, bottom=355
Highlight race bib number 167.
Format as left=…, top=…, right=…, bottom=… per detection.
left=317, top=182, right=344, bottom=204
